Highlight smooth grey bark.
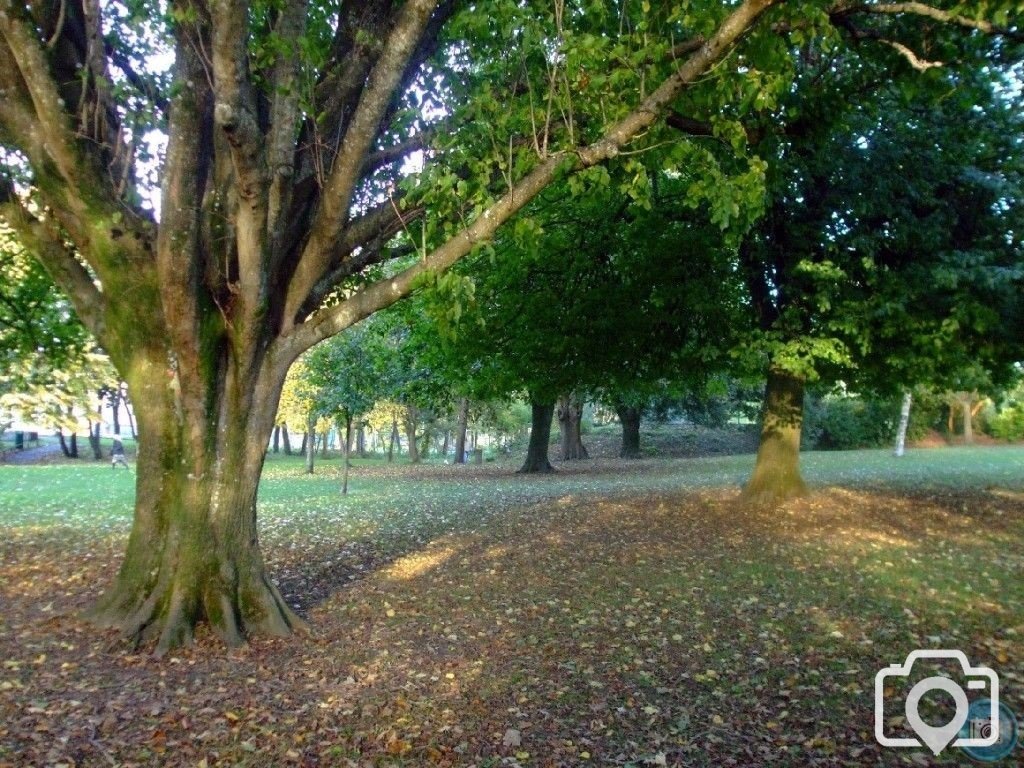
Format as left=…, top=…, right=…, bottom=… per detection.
left=894, top=392, right=912, bottom=457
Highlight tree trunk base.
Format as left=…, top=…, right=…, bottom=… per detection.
left=740, top=472, right=808, bottom=505
left=517, top=457, right=555, bottom=473
left=87, top=560, right=306, bottom=654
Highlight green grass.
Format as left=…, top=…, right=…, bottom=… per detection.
left=1, top=445, right=1022, bottom=535
left=1, top=445, right=1023, bottom=765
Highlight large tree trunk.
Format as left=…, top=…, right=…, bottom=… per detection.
left=281, top=425, right=292, bottom=456
left=557, top=393, right=589, bottom=460
left=87, top=357, right=303, bottom=653
left=519, top=401, right=555, bottom=473
left=616, top=404, right=642, bottom=459
left=454, top=397, right=469, bottom=464
left=894, top=392, right=912, bottom=457
left=742, top=369, right=807, bottom=503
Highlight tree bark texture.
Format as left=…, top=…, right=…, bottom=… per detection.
left=961, top=395, right=974, bottom=444
left=281, top=425, right=292, bottom=455
left=305, top=415, right=315, bottom=475
left=557, top=393, right=589, bottom=461
left=519, top=401, right=556, bottom=473
left=616, top=404, right=642, bottom=459
left=742, top=369, right=807, bottom=503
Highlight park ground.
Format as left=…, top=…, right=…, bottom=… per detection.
left=0, top=445, right=1022, bottom=767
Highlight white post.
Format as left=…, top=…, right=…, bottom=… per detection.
left=894, top=391, right=913, bottom=457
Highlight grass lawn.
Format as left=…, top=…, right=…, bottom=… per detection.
left=0, top=446, right=1022, bottom=766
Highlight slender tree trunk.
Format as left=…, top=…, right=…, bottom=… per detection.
left=57, top=429, right=71, bottom=457
left=112, top=392, right=121, bottom=435
left=319, top=431, right=328, bottom=457
left=125, top=400, right=137, bottom=440
left=305, top=413, right=315, bottom=474
left=388, top=418, right=398, bottom=462
left=405, top=407, right=420, bottom=464
left=87, top=356, right=303, bottom=653
left=441, top=430, right=450, bottom=459
left=616, top=404, right=642, bottom=459
left=356, top=423, right=366, bottom=458
left=272, top=426, right=280, bottom=453
left=742, top=369, right=807, bottom=503
left=894, top=392, right=912, bottom=457
left=341, top=414, right=352, bottom=496
left=89, top=421, right=103, bottom=460
left=69, top=431, right=79, bottom=459
left=961, top=396, right=974, bottom=445
left=557, top=393, right=589, bottom=460
left=519, top=400, right=555, bottom=473
left=298, top=430, right=307, bottom=455
left=454, top=397, right=469, bottom=464
left=281, top=425, right=291, bottom=455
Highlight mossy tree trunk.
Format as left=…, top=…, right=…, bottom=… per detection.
left=742, top=368, right=808, bottom=503
left=520, top=400, right=555, bottom=473
left=88, top=349, right=303, bottom=653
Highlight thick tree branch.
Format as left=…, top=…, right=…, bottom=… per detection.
left=0, top=192, right=106, bottom=339
left=283, top=0, right=440, bottom=328
left=210, top=0, right=267, bottom=305
left=280, top=0, right=780, bottom=359
left=266, top=0, right=308, bottom=240
left=0, top=4, right=85, bottom=189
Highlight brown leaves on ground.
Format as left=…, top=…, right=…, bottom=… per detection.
left=1, top=477, right=1022, bottom=767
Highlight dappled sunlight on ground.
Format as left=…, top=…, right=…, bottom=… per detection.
left=1, top=451, right=1023, bottom=766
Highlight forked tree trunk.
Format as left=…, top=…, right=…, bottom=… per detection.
left=519, top=401, right=555, bottom=473
left=87, top=357, right=303, bottom=653
left=616, top=404, right=642, bottom=459
left=454, top=397, right=469, bottom=464
left=894, top=392, right=912, bottom=457
left=557, top=393, right=589, bottom=460
left=742, top=369, right=807, bottom=503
